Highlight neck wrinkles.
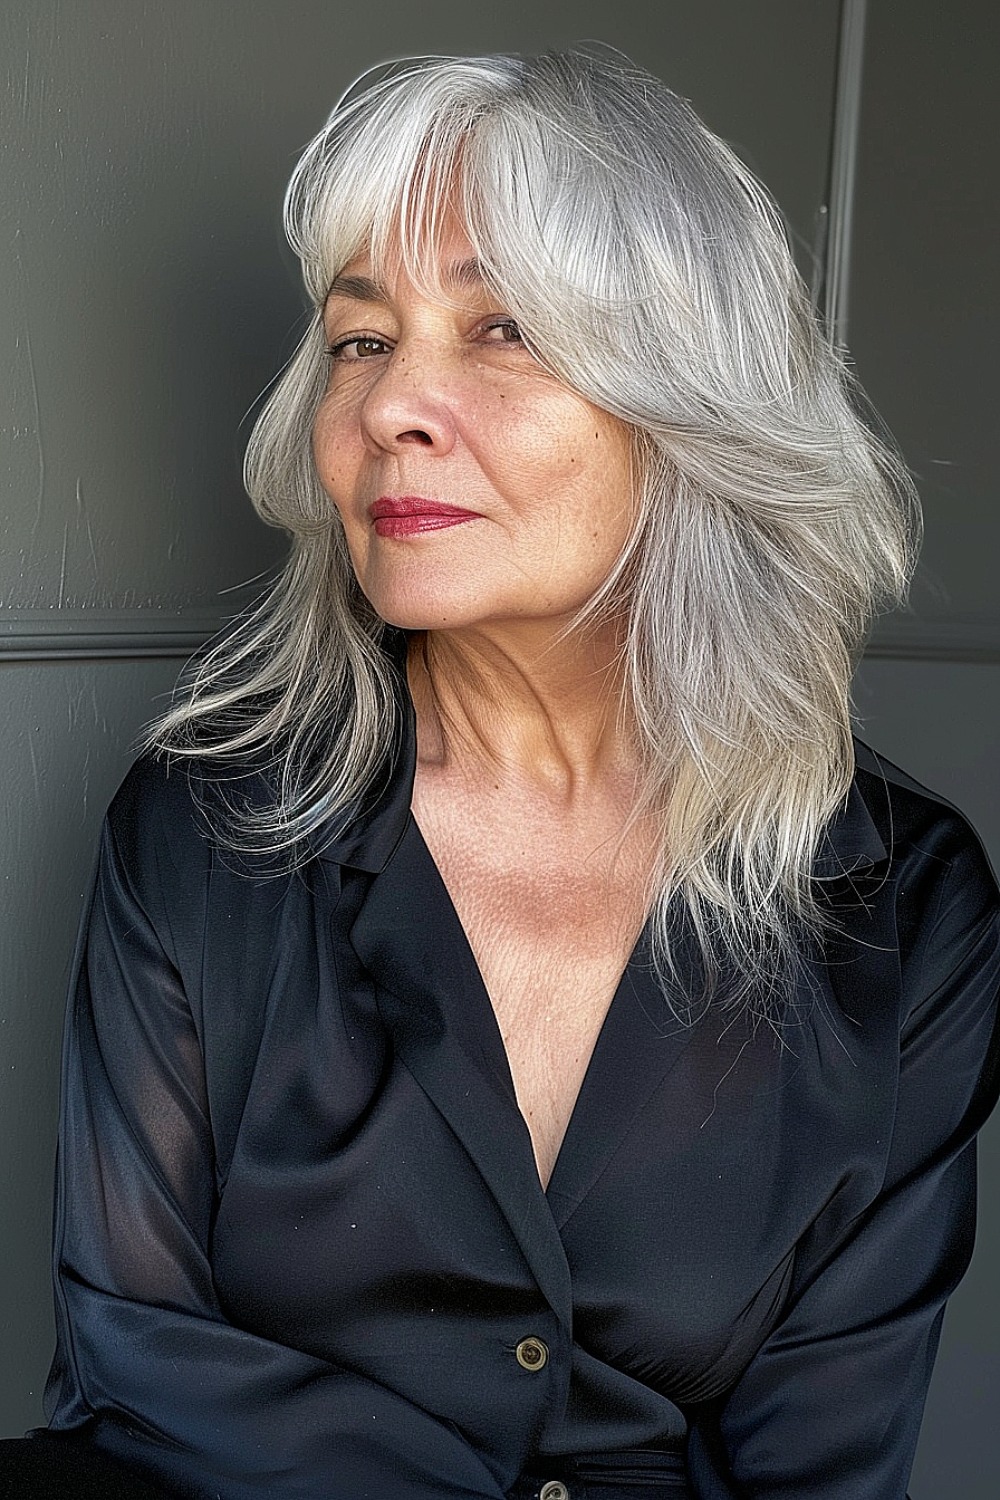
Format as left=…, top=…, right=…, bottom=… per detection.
left=407, top=622, right=637, bottom=799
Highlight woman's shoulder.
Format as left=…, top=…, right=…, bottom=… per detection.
left=94, top=756, right=225, bottom=954
left=103, top=749, right=290, bottom=894
left=850, top=738, right=1000, bottom=1013
left=852, top=735, right=997, bottom=903
left=99, top=753, right=321, bottom=1002
left=106, top=751, right=216, bottom=866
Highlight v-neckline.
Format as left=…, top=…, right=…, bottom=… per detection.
left=404, top=812, right=667, bottom=1202
left=348, top=810, right=709, bottom=1320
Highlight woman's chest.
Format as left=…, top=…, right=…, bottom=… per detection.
left=210, top=919, right=887, bottom=1365
left=411, top=792, right=656, bottom=1186
left=199, top=840, right=898, bottom=1407
left=428, top=860, right=650, bottom=1187
left=207, top=973, right=888, bottom=1408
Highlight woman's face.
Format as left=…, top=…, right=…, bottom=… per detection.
left=312, top=213, right=636, bottom=635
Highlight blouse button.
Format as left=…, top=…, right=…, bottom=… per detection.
left=514, top=1335, right=549, bottom=1371
left=538, top=1483, right=570, bottom=1500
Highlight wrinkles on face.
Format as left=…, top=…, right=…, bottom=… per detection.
left=311, top=215, right=636, bottom=639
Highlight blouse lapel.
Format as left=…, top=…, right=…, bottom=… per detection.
left=544, top=923, right=723, bottom=1228
left=547, top=769, right=894, bottom=1228
left=347, top=816, right=573, bottom=1331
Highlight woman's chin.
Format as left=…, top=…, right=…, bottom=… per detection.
left=368, top=600, right=502, bottom=635
left=358, top=578, right=511, bottom=635
left=362, top=582, right=604, bottom=639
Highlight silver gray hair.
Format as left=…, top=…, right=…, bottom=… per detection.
left=150, top=46, right=919, bottom=1018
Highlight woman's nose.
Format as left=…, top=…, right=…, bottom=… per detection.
left=359, top=344, right=459, bottom=456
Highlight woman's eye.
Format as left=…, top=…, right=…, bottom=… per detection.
left=481, top=318, right=524, bottom=345
left=326, top=336, right=391, bottom=362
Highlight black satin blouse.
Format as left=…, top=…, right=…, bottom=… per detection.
left=44, top=647, right=1000, bottom=1500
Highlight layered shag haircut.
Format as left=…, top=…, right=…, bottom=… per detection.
left=150, top=46, right=919, bottom=1018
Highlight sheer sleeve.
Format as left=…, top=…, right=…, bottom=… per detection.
left=44, top=773, right=506, bottom=1500
left=687, top=832, right=1000, bottom=1500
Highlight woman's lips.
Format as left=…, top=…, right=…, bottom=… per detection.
left=369, top=496, right=482, bottom=538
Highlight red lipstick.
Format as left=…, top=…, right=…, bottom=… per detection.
left=370, top=495, right=482, bottom=538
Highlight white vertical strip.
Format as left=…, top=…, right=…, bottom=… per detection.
left=823, top=0, right=869, bottom=345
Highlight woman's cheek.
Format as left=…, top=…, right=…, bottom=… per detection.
left=312, top=412, right=355, bottom=499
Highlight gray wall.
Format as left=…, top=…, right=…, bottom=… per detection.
left=1, top=3, right=996, bottom=1494
left=848, top=14, right=1000, bottom=1483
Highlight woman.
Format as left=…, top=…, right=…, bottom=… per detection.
left=28, top=44, right=1000, bottom=1500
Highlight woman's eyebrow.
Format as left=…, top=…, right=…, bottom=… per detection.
left=325, top=259, right=487, bottom=305
left=447, top=258, right=487, bottom=289
left=326, top=273, right=386, bottom=304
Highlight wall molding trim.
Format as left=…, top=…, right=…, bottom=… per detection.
left=865, top=616, right=1000, bottom=664
left=1, top=610, right=998, bottom=665
left=0, top=611, right=230, bottom=662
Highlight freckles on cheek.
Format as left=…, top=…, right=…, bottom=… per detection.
left=310, top=418, right=329, bottom=485
left=312, top=387, right=360, bottom=479
left=312, top=426, right=348, bottom=500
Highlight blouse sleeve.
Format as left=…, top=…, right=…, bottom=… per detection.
left=44, top=780, right=506, bottom=1500
left=687, top=830, right=1000, bottom=1500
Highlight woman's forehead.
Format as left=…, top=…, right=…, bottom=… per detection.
left=327, top=211, right=496, bottom=308
left=329, top=254, right=487, bottom=301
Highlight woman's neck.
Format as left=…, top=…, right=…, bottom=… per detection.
left=406, top=620, right=638, bottom=802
